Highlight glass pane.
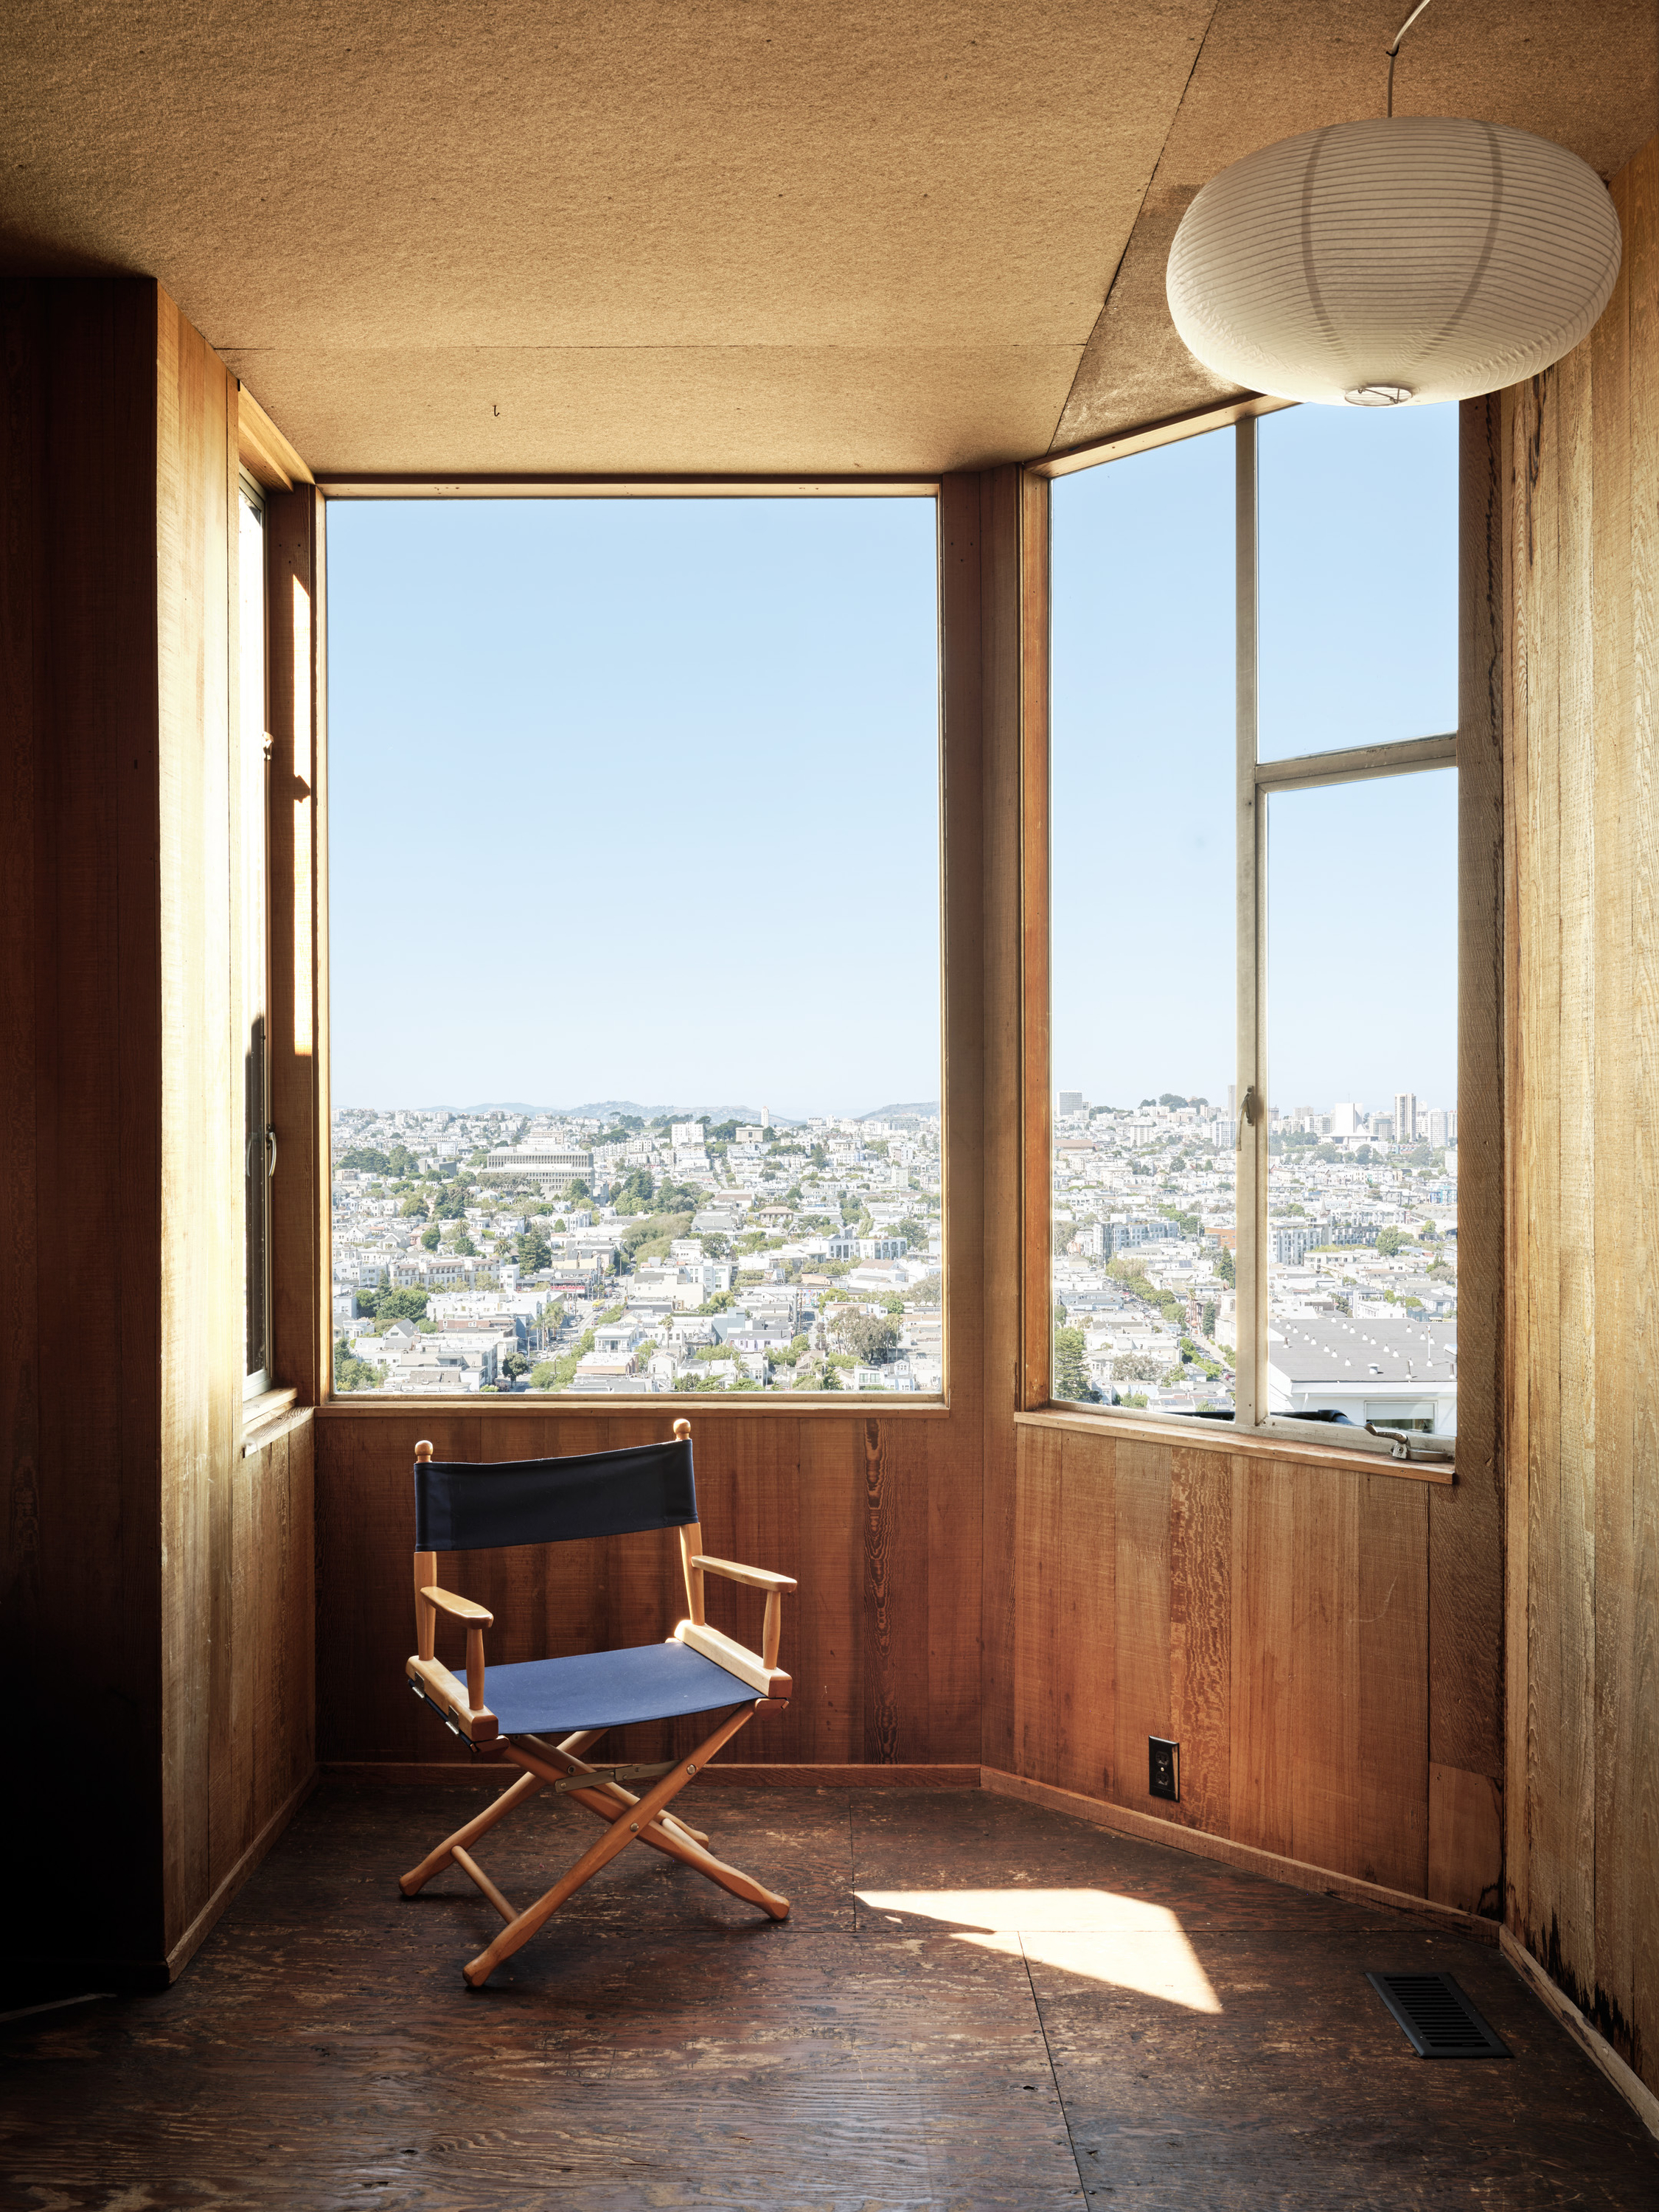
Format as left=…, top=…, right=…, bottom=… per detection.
left=327, top=498, right=942, bottom=1398
left=239, top=487, right=270, bottom=1385
left=1257, top=403, right=1458, bottom=762
left=1050, top=433, right=1237, bottom=1416
left=1265, top=768, right=1458, bottom=1439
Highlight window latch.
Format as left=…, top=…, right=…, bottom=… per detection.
left=266, top=1124, right=278, bottom=1178
left=1236, top=1085, right=1262, bottom=1152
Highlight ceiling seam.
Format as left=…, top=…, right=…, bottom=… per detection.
left=1042, top=0, right=1222, bottom=456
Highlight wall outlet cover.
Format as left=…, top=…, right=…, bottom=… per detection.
left=1148, top=1736, right=1180, bottom=1801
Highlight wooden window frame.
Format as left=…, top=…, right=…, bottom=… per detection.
left=313, top=475, right=960, bottom=1413
left=1016, top=395, right=1503, bottom=1486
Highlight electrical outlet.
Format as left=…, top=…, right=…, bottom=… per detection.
left=1148, top=1736, right=1180, bottom=1802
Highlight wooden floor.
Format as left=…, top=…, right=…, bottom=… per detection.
left=3, top=1784, right=1656, bottom=2209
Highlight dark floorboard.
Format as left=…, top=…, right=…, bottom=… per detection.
left=3, top=1784, right=1656, bottom=2209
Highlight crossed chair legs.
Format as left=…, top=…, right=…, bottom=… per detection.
left=400, top=1704, right=791, bottom=1986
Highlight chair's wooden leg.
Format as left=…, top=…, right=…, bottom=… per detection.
left=518, top=1731, right=712, bottom=1847
left=463, top=1705, right=759, bottom=1986
left=632, top=1810, right=791, bottom=1919
left=399, top=1767, right=546, bottom=1896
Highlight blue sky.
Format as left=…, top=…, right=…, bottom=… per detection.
left=328, top=406, right=1458, bottom=1123
left=327, top=496, right=942, bottom=1116
left=1050, top=404, right=1458, bottom=1119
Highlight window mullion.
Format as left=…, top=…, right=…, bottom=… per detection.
left=1234, top=419, right=1267, bottom=1431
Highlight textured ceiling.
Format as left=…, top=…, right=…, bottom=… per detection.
left=1, top=0, right=1652, bottom=475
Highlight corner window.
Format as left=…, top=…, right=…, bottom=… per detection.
left=1049, top=405, right=1459, bottom=1458
left=238, top=475, right=274, bottom=1393
left=325, top=494, right=944, bottom=1401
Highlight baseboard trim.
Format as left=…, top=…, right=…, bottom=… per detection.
left=320, top=1760, right=982, bottom=1789
left=981, top=1768, right=1500, bottom=1944
left=1500, top=1926, right=1659, bottom=2142
left=164, top=1770, right=318, bottom=1983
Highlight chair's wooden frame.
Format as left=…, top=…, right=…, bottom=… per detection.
left=400, top=1421, right=798, bottom=1986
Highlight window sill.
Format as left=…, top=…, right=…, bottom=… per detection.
left=319, top=1391, right=953, bottom=1418
left=1015, top=1404, right=1455, bottom=1484
left=242, top=1385, right=307, bottom=1455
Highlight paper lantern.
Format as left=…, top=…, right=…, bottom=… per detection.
left=1166, top=117, right=1621, bottom=406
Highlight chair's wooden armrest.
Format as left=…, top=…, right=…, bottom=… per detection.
left=675, top=1620, right=793, bottom=1703
left=689, top=1554, right=797, bottom=1593
left=421, top=1585, right=495, bottom=1627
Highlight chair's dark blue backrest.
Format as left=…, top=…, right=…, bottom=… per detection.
left=414, top=1439, right=697, bottom=1553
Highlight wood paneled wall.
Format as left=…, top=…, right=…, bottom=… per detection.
left=1003, top=1424, right=1507, bottom=1907
left=0, top=279, right=315, bottom=1985
left=1503, top=136, right=1658, bottom=2100
left=316, top=472, right=1008, bottom=1777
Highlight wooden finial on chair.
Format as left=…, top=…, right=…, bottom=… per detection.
left=672, top=1419, right=691, bottom=1442
left=415, top=1439, right=434, bottom=1462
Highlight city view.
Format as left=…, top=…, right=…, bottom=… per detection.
left=331, top=1102, right=942, bottom=1394
left=1050, top=1085, right=1458, bottom=1436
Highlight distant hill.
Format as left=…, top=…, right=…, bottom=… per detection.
left=857, top=1102, right=940, bottom=1123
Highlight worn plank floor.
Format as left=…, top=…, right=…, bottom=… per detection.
left=3, top=1785, right=1656, bottom=2209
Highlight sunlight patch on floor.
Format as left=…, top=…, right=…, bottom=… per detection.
left=855, top=1888, right=1223, bottom=2014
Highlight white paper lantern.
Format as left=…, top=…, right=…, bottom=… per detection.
left=1166, top=117, right=1621, bottom=406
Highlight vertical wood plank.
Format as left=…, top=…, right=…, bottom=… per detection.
left=1168, top=1445, right=1230, bottom=1837
left=1625, top=134, right=1659, bottom=2099
left=1230, top=1460, right=1295, bottom=1857
left=1289, top=1461, right=1360, bottom=1879
left=1014, top=1423, right=1066, bottom=1784
left=1590, top=164, right=1638, bottom=2056
left=1111, top=1439, right=1171, bottom=1818
left=797, top=1417, right=862, bottom=1764
left=1360, top=1473, right=1430, bottom=1899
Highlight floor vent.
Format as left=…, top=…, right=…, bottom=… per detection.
left=1367, top=1972, right=1510, bottom=2058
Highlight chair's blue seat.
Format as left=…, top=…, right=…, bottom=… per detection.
left=481, top=1640, right=755, bottom=1736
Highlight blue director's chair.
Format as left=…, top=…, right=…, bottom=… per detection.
left=399, top=1419, right=796, bottom=1986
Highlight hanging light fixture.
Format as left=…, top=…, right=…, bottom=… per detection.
left=1165, top=2, right=1622, bottom=406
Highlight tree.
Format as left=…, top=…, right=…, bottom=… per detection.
left=501, top=1352, right=530, bottom=1380
left=1200, top=1299, right=1219, bottom=1340
left=517, top=1228, right=552, bottom=1272
left=1376, top=1225, right=1408, bottom=1256
left=835, top=1311, right=900, bottom=1365
left=530, top=1360, right=560, bottom=1389
left=883, top=1293, right=905, bottom=1315
left=386, top=1144, right=414, bottom=1180
left=358, top=1286, right=428, bottom=1324
left=420, top=1225, right=440, bottom=1251
left=563, top=1178, right=591, bottom=1205
left=336, top=1145, right=389, bottom=1172
left=1418, top=1220, right=1440, bottom=1242
left=400, top=1192, right=428, bottom=1219
left=434, top=1183, right=467, bottom=1220
left=614, top=1166, right=655, bottom=1214
left=450, top=1228, right=477, bottom=1256
left=1053, top=1326, right=1094, bottom=1402
left=1216, top=1247, right=1236, bottom=1287
left=700, top=1233, right=730, bottom=1258
left=1112, top=1352, right=1162, bottom=1383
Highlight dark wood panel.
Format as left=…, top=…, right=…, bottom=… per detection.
left=1, top=280, right=318, bottom=1983
left=4, top=279, right=170, bottom=1970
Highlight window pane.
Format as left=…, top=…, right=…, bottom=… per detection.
left=1257, top=403, right=1458, bottom=762
left=1265, top=767, right=1458, bottom=1438
left=239, top=486, right=270, bottom=1386
left=1050, top=433, right=1237, bottom=1415
left=327, top=498, right=942, bottom=1398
